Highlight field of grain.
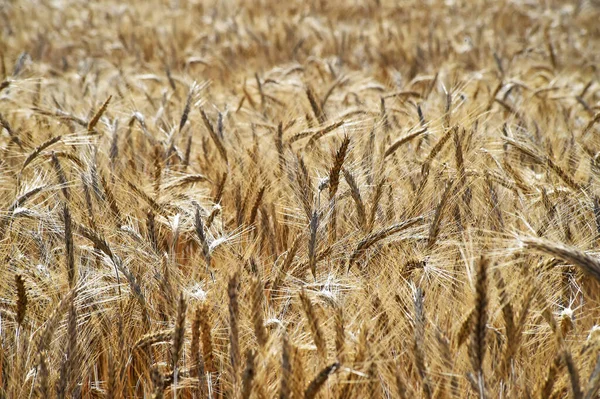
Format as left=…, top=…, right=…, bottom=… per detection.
left=2, top=0, right=600, bottom=397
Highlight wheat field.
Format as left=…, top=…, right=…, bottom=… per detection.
left=1, top=0, right=600, bottom=397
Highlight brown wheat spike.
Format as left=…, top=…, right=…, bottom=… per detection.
left=249, top=185, right=266, bottom=226
left=328, top=136, right=351, bottom=200
left=275, top=121, right=285, bottom=173
left=500, top=286, right=535, bottom=375
left=393, top=360, right=409, bottom=399
left=65, top=296, right=79, bottom=392
left=273, top=235, right=301, bottom=293
left=348, top=216, right=425, bottom=268
left=299, top=289, right=327, bottom=361
left=172, top=293, right=187, bottom=371
left=133, top=330, right=174, bottom=349
left=194, top=205, right=212, bottom=277
left=228, top=271, right=241, bottom=386
left=367, top=177, right=385, bottom=232
left=242, top=349, right=256, bottom=399
left=453, top=128, right=471, bottom=207
left=493, top=269, right=515, bottom=348
left=435, top=327, right=457, bottom=395
left=582, top=113, right=600, bottom=137
left=413, top=287, right=433, bottom=399
left=504, top=137, right=581, bottom=191
left=213, top=171, right=228, bottom=204
left=304, top=362, right=339, bottom=399
left=51, top=152, right=70, bottom=200
left=0, top=112, right=23, bottom=149
left=190, top=304, right=204, bottom=391
left=564, top=349, right=584, bottom=399
left=200, top=108, right=228, bottom=164
left=36, top=290, right=74, bottom=353
left=305, top=120, right=346, bottom=148
left=384, top=127, right=428, bottom=160
left=100, top=173, right=122, bottom=225
left=334, top=303, right=345, bottom=365
left=0, top=185, right=48, bottom=239
left=585, top=354, right=600, bottom=399
left=368, top=361, right=380, bottom=398
left=205, top=205, right=221, bottom=230
left=521, top=236, right=600, bottom=284
left=150, top=366, right=165, bottom=399
left=305, top=85, right=326, bottom=124
left=343, top=168, right=367, bottom=230
left=469, top=256, right=489, bottom=379
left=280, top=331, right=291, bottom=399
left=291, top=345, right=306, bottom=399
left=308, top=210, right=319, bottom=278
left=328, top=136, right=350, bottom=243
left=37, top=352, right=49, bottom=398
left=146, top=208, right=158, bottom=252
left=427, top=179, right=454, bottom=249
left=60, top=206, right=75, bottom=290
left=198, top=303, right=215, bottom=374
left=87, top=95, right=112, bottom=132
left=180, top=85, right=193, bottom=132
left=536, top=352, right=563, bottom=399
left=106, top=350, right=116, bottom=399
left=152, top=144, right=163, bottom=197
left=15, top=274, right=27, bottom=327
left=20, top=135, right=62, bottom=173
left=251, top=277, right=268, bottom=348
left=163, top=174, right=209, bottom=191
left=288, top=120, right=345, bottom=145
left=425, top=126, right=455, bottom=166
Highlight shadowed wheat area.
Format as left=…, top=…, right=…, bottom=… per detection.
left=2, top=0, right=600, bottom=397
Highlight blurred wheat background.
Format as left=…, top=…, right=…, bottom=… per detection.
left=1, top=0, right=600, bottom=397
